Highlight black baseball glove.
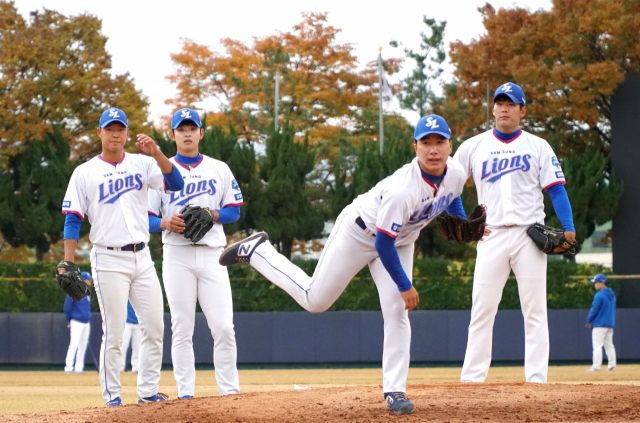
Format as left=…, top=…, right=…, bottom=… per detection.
left=56, top=261, right=90, bottom=302
left=527, top=223, right=577, bottom=255
left=180, top=204, right=215, bottom=243
left=437, top=204, right=487, bottom=243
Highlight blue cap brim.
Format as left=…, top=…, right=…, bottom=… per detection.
left=414, top=131, right=451, bottom=140
left=172, top=119, right=201, bottom=130
left=494, top=92, right=524, bottom=105
left=100, top=119, right=129, bottom=128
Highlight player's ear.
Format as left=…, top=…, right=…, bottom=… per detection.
left=520, top=105, right=526, bottom=118
left=168, top=130, right=176, bottom=142
left=199, top=128, right=204, bottom=139
left=97, top=127, right=102, bottom=137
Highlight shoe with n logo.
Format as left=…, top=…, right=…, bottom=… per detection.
left=384, top=392, right=415, bottom=415
left=219, top=232, right=269, bottom=266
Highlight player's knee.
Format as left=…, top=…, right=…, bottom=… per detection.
left=210, top=321, right=235, bottom=340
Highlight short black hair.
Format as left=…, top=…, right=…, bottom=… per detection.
left=494, top=94, right=524, bottom=109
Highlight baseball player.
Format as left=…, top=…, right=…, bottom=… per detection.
left=63, top=271, right=93, bottom=374
left=586, top=274, right=617, bottom=372
left=454, top=82, right=576, bottom=383
left=121, top=301, right=141, bottom=373
left=219, top=115, right=473, bottom=415
left=148, top=108, right=242, bottom=399
left=60, top=107, right=185, bottom=406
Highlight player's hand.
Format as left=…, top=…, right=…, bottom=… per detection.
left=480, top=227, right=492, bottom=241
left=160, top=214, right=186, bottom=233
left=135, top=134, right=160, bottom=156
left=67, top=323, right=71, bottom=329
left=553, top=230, right=576, bottom=254
left=587, top=323, right=592, bottom=330
left=400, top=287, right=419, bottom=312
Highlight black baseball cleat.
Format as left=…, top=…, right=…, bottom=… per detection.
left=219, top=232, right=269, bottom=266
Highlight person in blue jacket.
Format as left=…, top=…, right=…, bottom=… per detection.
left=64, top=271, right=93, bottom=374
left=121, top=301, right=141, bottom=374
left=586, top=274, right=617, bottom=372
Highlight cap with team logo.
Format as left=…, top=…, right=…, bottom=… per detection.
left=99, top=108, right=129, bottom=128
left=414, top=114, right=452, bottom=140
left=171, top=108, right=202, bottom=130
left=81, top=271, right=93, bottom=281
left=590, top=273, right=607, bottom=284
left=494, top=82, right=526, bottom=106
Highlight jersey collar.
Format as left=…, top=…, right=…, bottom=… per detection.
left=97, top=152, right=125, bottom=167
left=417, top=160, right=447, bottom=197
left=492, top=128, right=523, bottom=144
left=174, top=154, right=204, bottom=171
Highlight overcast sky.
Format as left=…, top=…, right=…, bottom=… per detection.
left=15, top=0, right=551, bottom=126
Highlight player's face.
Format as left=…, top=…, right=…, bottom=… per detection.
left=97, top=122, right=128, bottom=154
left=414, top=134, right=452, bottom=176
left=170, top=124, right=204, bottom=156
left=493, top=99, right=526, bottom=133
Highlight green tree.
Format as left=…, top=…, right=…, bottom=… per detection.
left=0, top=2, right=149, bottom=160
left=254, top=124, right=325, bottom=259
left=390, top=16, right=447, bottom=116
left=0, top=127, right=83, bottom=260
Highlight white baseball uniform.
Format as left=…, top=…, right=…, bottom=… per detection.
left=62, top=153, right=171, bottom=403
left=454, top=129, right=567, bottom=383
left=248, top=156, right=467, bottom=393
left=65, top=319, right=91, bottom=373
left=148, top=155, right=243, bottom=397
left=121, top=322, right=141, bottom=373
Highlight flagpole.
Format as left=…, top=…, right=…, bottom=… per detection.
left=275, top=69, right=280, bottom=131
left=378, top=47, right=384, bottom=154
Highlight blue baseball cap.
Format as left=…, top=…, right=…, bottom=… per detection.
left=81, top=271, right=93, bottom=281
left=171, top=108, right=202, bottom=130
left=99, top=108, right=129, bottom=128
left=494, top=82, right=526, bottom=106
left=414, top=114, right=451, bottom=140
left=590, top=274, right=607, bottom=284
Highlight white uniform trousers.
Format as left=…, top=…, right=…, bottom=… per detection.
left=592, top=327, right=616, bottom=370
left=163, top=244, right=239, bottom=397
left=461, top=225, right=549, bottom=383
left=121, top=322, right=141, bottom=373
left=91, top=246, right=165, bottom=404
left=65, top=319, right=91, bottom=373
left=250, top=205, right=412, bottom=393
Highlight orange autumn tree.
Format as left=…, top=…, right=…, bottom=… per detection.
left=442, top=0, right=640, bottom=152
left=0, top=2, right=149, bottom=160
left=438, top=0, right=637, bottom=245
left=167, top=13, right=398, bottom=144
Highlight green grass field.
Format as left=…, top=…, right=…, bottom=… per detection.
left=0, top=364, right=638, bottom=416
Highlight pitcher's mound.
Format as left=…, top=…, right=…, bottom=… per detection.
left=6, top=383, right=640, bottom=423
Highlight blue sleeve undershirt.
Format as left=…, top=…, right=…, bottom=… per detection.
left=374, top=232, right=412, bottom=292
left=547, top=184, right=575, bottom=232
left=445, top=196, right=467, bottom=219
left=63, top=213, right=82, bottom=241
left=149, top=213, right=162, bottom=233
left=163, top=164, right=184, bottom=192
left=63, top=296, right=73, bottom=322
left=216, top=206, right=241, bottom=224
left=148, top=206, right=240, bottom=233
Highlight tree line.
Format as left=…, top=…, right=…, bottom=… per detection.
left=1, top=0, right=637, bottom=260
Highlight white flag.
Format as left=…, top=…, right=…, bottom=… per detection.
left=381, top=72, right=395, bottom=111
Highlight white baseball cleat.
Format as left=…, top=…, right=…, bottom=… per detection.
left=586, top=367, right=600, bottom=372
left=219, top=232, right=269, bottom=266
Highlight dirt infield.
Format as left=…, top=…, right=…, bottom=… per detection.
left=2, top=382, right=639, bottom=423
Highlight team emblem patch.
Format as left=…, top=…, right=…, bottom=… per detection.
left=235, top=193, right=243, bottom=201
left=551, top=156, right=561, bottom=169
left=180, top=109, right=191, bottom=119
left=62, top=201, right=71, bottom=208
left=232, top=179, right=240, bottom=191
left=391, top=223, right=402, bottom=233
left=108, top=109, right=119, bottom=118
left=555, top=171, right=564, bottom=178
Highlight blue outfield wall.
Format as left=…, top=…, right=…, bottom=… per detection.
left=0, top=310, right=638, bottom=365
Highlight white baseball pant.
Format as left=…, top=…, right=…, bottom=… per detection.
left=592, top=327, right=616, bottom=370
left=250, top=205, right=412, bottom=393
left=91, top=246, right=165, bottom=404
left=461, top=225, right=549, bottom=383
left=121, top=322, right=141, bottom=373
left=65, top=320, right=91, bottom=373
left=163, top=244, right=239, bottom=397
